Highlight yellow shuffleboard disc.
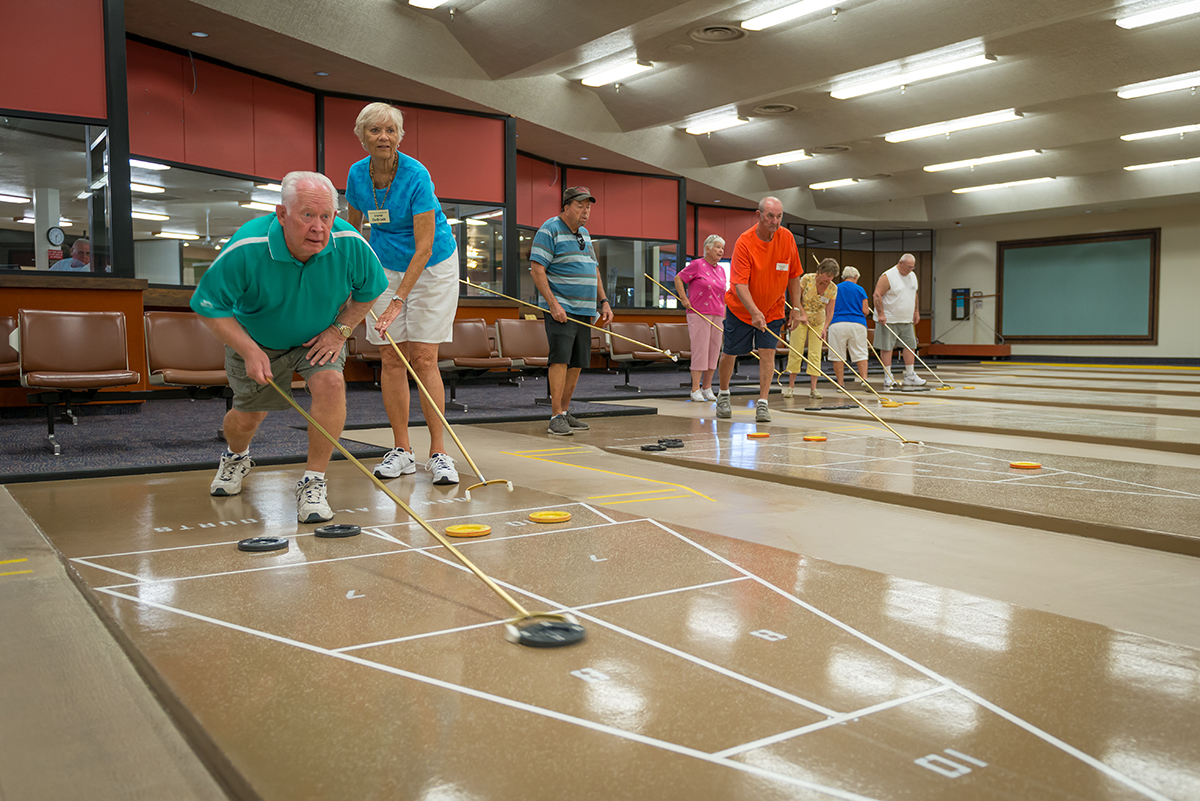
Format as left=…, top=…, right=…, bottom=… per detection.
left=803, top=435, right=827, bottom=442
left=1009, top=461, right=1042, bottom=469
left=903, top=400, right=920, bottom=405
left=747, top=432, right=770, bottom=439
left=445, top=524, right=492, bottom=538
left=963, top=386, right=975, bottom=390
left=936, top=386, right=952, bottom=390
left=881, top=401, right=902, bottom=408
left=529, top=510, right=572, bottom=523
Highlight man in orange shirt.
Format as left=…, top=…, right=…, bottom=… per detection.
left=715, top=197, right=803, bottom=423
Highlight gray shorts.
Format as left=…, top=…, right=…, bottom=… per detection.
left=874, top=321, right=916, bottom=352
left=226, top=344, right=346, bottom=413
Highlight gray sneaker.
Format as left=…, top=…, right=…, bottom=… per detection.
left=210, top=452, right=252, bottom=496
left=715, top=391, right=732, bottom=419
left=296, top=476, right=333, bottom=524
left=548, top=414, right=573, bottom=436
left=374, top=447, right=416, bottom=479
left=565, top=411, right=590, bottom=430
left=756, top=399, right=772, bottom=423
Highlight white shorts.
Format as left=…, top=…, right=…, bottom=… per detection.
left=826, top=322, right=868, bottom=363
left=367, top=247, right=459, bottom=345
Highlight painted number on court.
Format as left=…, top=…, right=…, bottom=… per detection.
left=570, top=667, right=610, bottom=683
left=915, top=748, right=988, bottom=778
left=750, top=629, right=788, bottom=642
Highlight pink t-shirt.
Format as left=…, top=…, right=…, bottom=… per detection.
left=676, top=257, right=727, bottom=316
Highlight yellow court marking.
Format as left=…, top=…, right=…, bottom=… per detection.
left=1, top=570, right=33, bottom=577
left=504, top=451, right=716, bottom=502
left=600, top=495, right=693, bottom=505
left=990, top=362, right=1200, bottom=372
left=0, top=558, right=29, bottom=565
left=508, top=447, right=594, bottom=455
left=588, top=488, right=680, bottom=500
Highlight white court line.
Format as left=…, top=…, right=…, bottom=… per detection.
left=645, top=518, right=1174, bottom=801
left=712, top=685, right=953, bottom=758
left=362, top=527, right=408, bottom=546
left=94, top=587, right=884, bottom=801
left=337, top=576, right=751, bottom=653
left=579, top=502, right=618, bottom=523
left=71, top=559, right=143, bottom=582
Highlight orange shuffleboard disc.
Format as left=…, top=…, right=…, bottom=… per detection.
left=803, top=435, right=827, bottom=442
left=747, top=432, right=770, bottom=439
left=1009, top=461, right=1042, bottom=469
left=445, top=524, right=492, bottom=538
left=529, top=510, right=572, bottom=524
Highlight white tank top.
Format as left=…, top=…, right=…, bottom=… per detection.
left=879, top=265, right=918, bottom=321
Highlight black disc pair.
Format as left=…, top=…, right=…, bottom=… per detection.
left=658, top=438, right=684, bottom=448
left=641, top=443, right=666, bottom=451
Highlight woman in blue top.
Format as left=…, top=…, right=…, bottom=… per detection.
left=825, top=265, right=871, bottom=391
left=346, top=102, right=460, bottom=486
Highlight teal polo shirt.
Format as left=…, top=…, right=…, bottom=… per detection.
left=191, top=214, right=387, bottom=350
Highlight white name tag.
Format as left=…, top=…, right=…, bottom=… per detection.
left=367, top=209, right=391, bottom=225
left=776, top=262, right=789, bottom=271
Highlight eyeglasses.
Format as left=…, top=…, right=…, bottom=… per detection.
left=575, top=232, right=586, bottom=250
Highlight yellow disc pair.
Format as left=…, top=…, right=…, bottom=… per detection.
left=1010, top=461, right=1042, bottom=470
left=445, top=524, right=492, bottom=538
left=881, top=401, right=902, bottom=408
left=529, top=510, right=572, bottom=523
left=936, top=386, right=952, bottom=391
left=747, top=432, right=770, bottom=439
left=803, top=435, right=827, bottom=442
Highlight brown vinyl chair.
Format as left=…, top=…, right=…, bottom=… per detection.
left=654, top=321, right=694, bottom=389
left=347, top=321, right=382, bottom=385
left=437, top=318, right=515, bottom=412
left=144, top=311, right=233, bottom=441
left=495, top=317, right=552, bottom=406
left=18, top=309, right=142, bottom=455
left=0, top=316, right=18, bottom=384
left=608, top=321, right=672, bottom=391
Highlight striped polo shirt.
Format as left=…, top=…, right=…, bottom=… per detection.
left=530, top=216, right=599, bottom=316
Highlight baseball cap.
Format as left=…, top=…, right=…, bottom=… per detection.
left=562, top=186, right=596, bottom=206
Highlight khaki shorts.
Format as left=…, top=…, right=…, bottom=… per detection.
left=874, top=321, right=916, bottom=352
left=367, top=247, right=459, bottom=345
left=226, top=344, right=346, bottom=413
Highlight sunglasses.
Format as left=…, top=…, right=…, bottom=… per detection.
left=575, top=232, right=586, bottom=250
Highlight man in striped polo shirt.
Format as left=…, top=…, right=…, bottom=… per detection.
left=530, top=186, right=614, bottom=436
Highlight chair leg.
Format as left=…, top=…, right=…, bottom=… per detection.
left=45, top=404, right=61, bottom=456
left=446, top=378, right=466, bottom=413
left=534, top=374, right=553, bottom=406
left=613, top=363, right=640, bottom=392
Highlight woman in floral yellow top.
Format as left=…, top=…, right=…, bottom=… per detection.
left=785, top=259, right=839, bottom=398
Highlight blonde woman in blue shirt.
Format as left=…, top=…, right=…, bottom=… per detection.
left=346, top=102, right=461, bottom=486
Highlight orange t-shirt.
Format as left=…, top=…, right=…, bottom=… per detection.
left=724, top=225, right=802, bottom=324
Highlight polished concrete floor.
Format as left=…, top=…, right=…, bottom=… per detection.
left=5, top=363, right=1200, bottom=800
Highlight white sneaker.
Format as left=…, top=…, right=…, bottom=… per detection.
left=903, top=373, right=927, bottom=386
left=882, top=375, right=898, bottom=390
left=755, top=399, right=772, bottom=423
left=374, top=447, right=416, bottom=479
left=425, top=453, right=460, bottom=485
left=781, top=387, right=794, bottom=398
left=702, top=388, right=717, bottom=401
left=690, top=390, right=706, bottom=402
left=210, top=452, right=252, bottom=496
left=296, top=476, right=333, bottom=524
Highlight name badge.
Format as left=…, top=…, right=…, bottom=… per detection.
left=775, top=262, right=789, bottom=271
left=368, top=209, right=391, bottom=225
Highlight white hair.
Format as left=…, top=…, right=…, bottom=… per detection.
left=841, top=265, right=860, bottom=281
left=355, top=102, right=405, bottom=145
left=281, top=171, right=338, bottom=211
left=703, top=234, right=725, bottom=252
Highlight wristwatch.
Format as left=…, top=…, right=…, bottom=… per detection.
left=332, top=322, right=353, bottom=338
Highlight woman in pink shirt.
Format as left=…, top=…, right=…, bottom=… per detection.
left=674, top=234, right=727, bottom=401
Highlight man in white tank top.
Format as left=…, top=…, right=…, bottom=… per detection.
left=872, top=254, right=925, bottom=389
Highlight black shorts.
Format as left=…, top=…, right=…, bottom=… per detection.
left=544, top=313, right=592, bottom=369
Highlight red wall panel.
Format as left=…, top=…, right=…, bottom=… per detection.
left=565, top=169, right=602, bottom=233
left=1, top=0, right=106, bottom=119
left=641, top=178, right=678, bottom=241
left=396, top=106, right=421, bottom=160
left=686, top=204, right=697, bottom=256
left=726, top=208, right=759, bottom=247
left=324, top=97, right=366, bottom=190
left=183, top=60, right=254, bottom=175
left=530, top=159, right=561, bottom=226
left=126, top=41, right=186, bottom=163
left=515, top=155, right=533, bottom=227
left=602, top=174, right=643, bottom=239
left=252, top=78, right=316, bottom=180
left=696, top=206, right=758, bottom=252
left=417, top=110, right=504, bottom=203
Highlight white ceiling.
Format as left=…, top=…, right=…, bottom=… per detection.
left=57, top=0, right=1200, bottom=231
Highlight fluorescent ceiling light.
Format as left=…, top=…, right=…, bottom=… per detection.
left=132, top=211, right=170, bottom=221
left=155, top=231, right=200, bottom=240
left=742, top=0, right=839, bottom=31
left=1118, top=70, right=1200, bottom=98
left=464, top=218, right=487, bottom=226
left=832, top=54, right=996, bottom=100
left=409, top=0, right=450, bottom=7
left=582, top=60, right=653, bottom=87
left=129, top=159, right=169, bottom=171
left=952, top=176, right=1055, bottom=193
left=468, top=210, right=504, bottom=219
left=76, top=191, right=92, bottom=200
left=0, top=193, right=30, bottom=203
left=885, top=109, right=1022, bottom=143
left=130, top=182, right=165, bottom=194
left=1124, top=155, right=1200, bottom=170
left=923, top=149, right=1041, bottom=172
left=18, top=218, right=71, bottom=226
left=809, top=178, right=859, bottom=189
left=685, top=116, right=748, bottom=135
left=1116, top=0, right=1200, bottom=28
left=1121, top=123, right=1200, bottom=140
left=756, top=149, right=811, bottom=166
left=255, top=183, right=283, bottom=192
left=240, top=201, right=277, bottom=212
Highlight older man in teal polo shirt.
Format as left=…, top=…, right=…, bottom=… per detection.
left=191, top=171, right=387, bottom=524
